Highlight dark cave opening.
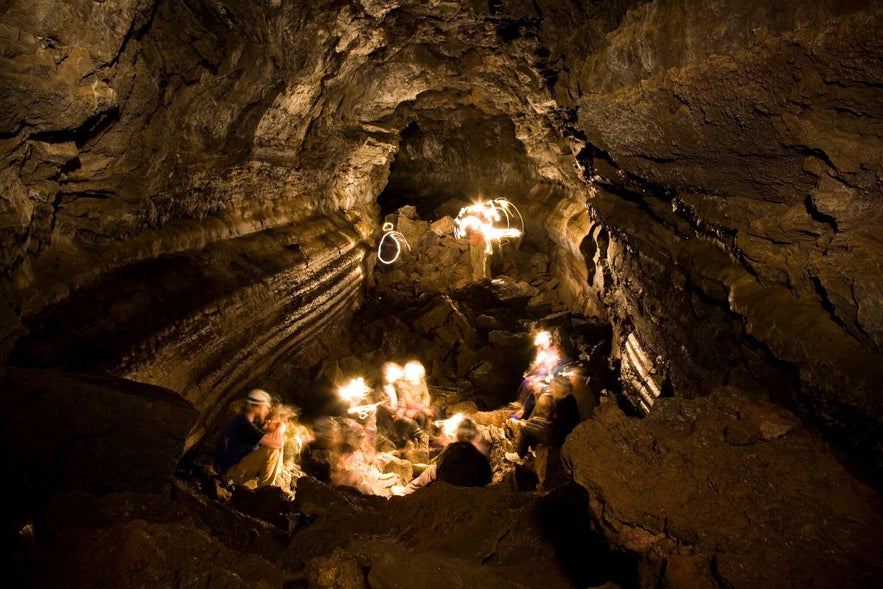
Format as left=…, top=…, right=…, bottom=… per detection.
left=377, top=110, right=540, bottom=220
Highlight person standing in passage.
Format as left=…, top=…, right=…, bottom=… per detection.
left=512, top=330, right=561, bottom=420
left=467, top=223, right=489, bottom=281
left=214, top=389, right=286, bottom=488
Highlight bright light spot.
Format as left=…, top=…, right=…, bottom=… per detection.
left=453, top=198, right=524, bottom=254
left=338, top=377, right=371, bottom=405
left=534, top=330, right=552, bottom=348
left=524, top=330, right=560, bottom=382
left=436, top=412, right=465, bottom=437
left=383, top=362, right=404, bottom=383
left=403, top=360, right=425, bottom=382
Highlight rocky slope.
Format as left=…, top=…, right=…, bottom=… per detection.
left=1, top=1, right=881, bottom=586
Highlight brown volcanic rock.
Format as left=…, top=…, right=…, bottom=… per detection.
left=563, top=387, right=883, bottom=588
left=572, top=5, right=883, bottom=475
left=1, top=0, right=880, bottom=478
left=1, top=367, right=197, bottom=497
left=1, top=366, right=198, bottom=560
left=0, top=2, right=882, bottom=585
left=279, top=477, right=610, bottom=589
left=33, top=512, right=295, bottom=588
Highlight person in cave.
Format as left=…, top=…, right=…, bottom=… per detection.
left=506, top=374, right=580, bottom=465
left=393, top=360, right=434, bottom=429
left=548, top=375, right=580, bottom=444
left=331, top=418, right=397, bottom=494
left=511, top=377, right=547, bottom=422
left=378, top=361, right=433, bottom=455
left=300, top=416, right=343, bottom=484
left=512, top=330, right=562, bottom=420
left=213, top=389, right=288, bottom=488
left=466, top=221, right=489, bottom=281
left=506, top=390, right=555, bottom=465
left=394, top=417, right=492, bottom=495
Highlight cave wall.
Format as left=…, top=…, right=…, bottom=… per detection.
left=379, top=110, right=539, bottom=218
left=0, top=0, right=578, bottom=400
left=1, top=0, right=881, bottom=479
left=557, top=1, right=883, bottom=475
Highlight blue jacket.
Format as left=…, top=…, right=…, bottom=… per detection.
left=214, top=414, right=264, bottom=474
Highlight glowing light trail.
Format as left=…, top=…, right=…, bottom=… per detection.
left=453, top=198, right=524, bottom=254
left=378, top=221, right=411, bottom=264
left=347, top=402, right=384, bottom=419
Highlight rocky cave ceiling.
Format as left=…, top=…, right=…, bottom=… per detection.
left=1, top=0, right=882, bottom=587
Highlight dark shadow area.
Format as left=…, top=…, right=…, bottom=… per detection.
left=537, top=482, right=639, bottom=589
left=378, top=109, right=538, bottom=219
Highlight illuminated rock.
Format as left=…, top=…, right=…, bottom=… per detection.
left=1, top=0, right=881, bottom=586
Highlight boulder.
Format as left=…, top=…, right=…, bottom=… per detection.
left=563, top=387, right=883, bottom=588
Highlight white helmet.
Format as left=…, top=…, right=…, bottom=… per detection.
left=246, top=389, right=272, bottom=408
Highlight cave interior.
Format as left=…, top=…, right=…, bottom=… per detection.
left=1, top=1, right=882, bottom=587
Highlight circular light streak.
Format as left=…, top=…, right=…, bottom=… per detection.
left=378, top=221, right=411, bottom=264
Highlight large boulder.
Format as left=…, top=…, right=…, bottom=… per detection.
left=563, top=387, right=883, bottom=588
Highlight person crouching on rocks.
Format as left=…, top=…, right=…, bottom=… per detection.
left=214, top=389, right=286, bottom=489
left=394, top=417, right=492, bottom=495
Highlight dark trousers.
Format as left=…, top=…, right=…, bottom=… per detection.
left=516, top=418, right=553, bottom=457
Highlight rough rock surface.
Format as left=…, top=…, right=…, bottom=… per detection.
left=0, top=0, right=882, bottom=586
left=1, top=367, right=197, bottom=545
left=1, top=0, right=881, bottom=477
left=564, top=388, right=883, bottom=588
left=17, top=473, right=629, bottom=589
left=573, top=3, right=883, bottom=480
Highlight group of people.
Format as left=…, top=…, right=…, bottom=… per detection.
left=212, top=330, right=580, bottom=495
left=300, top=360, right=492, bottom=495
left=212, top=360, right=465, bottom=494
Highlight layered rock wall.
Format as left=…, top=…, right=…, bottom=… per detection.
left=1, top=0, right=881, bottom=478
left=564, top=3, right=883, bottom=476
left=8, top=214, right=369, bottom=450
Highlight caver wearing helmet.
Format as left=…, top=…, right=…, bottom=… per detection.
left=214, top=389, right=285, bottom=488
